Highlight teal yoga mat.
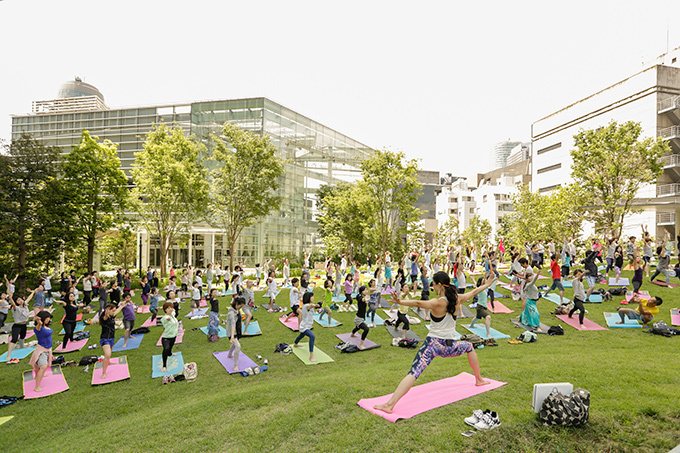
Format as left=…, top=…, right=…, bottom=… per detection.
left=604, top=312, right=642, bottom=328
left=112, top=334, right=145, bottom=352
left=0, top=346, right=36, bottom=362
left=152, top=351, right=184, bottom=378
left=462, top=324, right=510, bottom=339
left=199, top=325, right=228, bottom=338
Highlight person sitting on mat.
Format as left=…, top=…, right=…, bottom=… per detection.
left=283, top=278, right=301, bottom=326
left=519, top=265, right=542, bottom=332
left=99, top=302, right=125, bottom=379
left=53, top=292, right=86, bottom=349
left=29, top=311, right=53, bottom=392
left=569, top=269, right=587, bottom=329
left=293, top=292, right=318, bottom=363
left=318, top=278, right=334, bottom=326
left=5, top=289, right=35, bottom=364
left=469, top=277, right=493, bottom=338
left=351, top=286, right=370, bottom=350
left=120, top=294, right=136, bottom=348
left=616, top=294, right=662, bottom=328
left=160, top=302, right=179, bottom=372
left=374, top=271, right=494, bottom=414
left=226, top=297, right=246, bottom=371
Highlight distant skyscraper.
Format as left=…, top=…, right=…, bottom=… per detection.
left=492, top=140, right=521, bottom=169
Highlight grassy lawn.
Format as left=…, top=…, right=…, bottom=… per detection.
left=1, top=269, right=679, bottom=453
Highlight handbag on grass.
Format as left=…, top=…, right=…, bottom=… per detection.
left=539, top=388, right=590, bottom=426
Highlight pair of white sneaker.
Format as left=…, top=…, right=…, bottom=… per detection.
left=464, top=409, right=501, bottom=430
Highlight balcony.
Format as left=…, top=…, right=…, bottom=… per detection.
left=657, top=183, right=680, bottom=197
left=657, top=212, right=676, bottom=226
left=660, top=126, right=680, bottom=152
left=658, top=95, right=680, bottom=115
left=661, top=154, right=680, bottom=178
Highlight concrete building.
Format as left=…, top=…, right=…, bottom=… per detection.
left=492, top=140, right=522, bottom=170
left=415, top=170, right=443, bottom=245
left=531, top=46, right=680, bottom=238
left=436, top=178, right=477, bottom=232
left=11, top=79, right=374, bottom=269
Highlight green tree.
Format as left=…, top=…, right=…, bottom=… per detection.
left=0, top=135, right=74, bottom=291
left=316, top=182, right=369, bottom=260
left=207, top=123, right=285, bottom=270
left=63, top=130, right=129, bottom=272
left=571, top=120, right=668, bottom=237
left=360, top=150, right=421, bottom=255
left=406, top=219, right=427, bottom=253
left=434, top=215, right=460, bottom=256
left=100, top=226, right=137, bottom=270
left=131, top=124, right=208, bottom=277
left=462, top=215, right=491, bottom=247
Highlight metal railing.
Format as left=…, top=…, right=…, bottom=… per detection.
left=660, top=154, right=680, bottom=167
left=658, top=95, right=680, bottom=113
left=659, top=125, right=680, bottom=139
left=657, top=183, right=680, bottom=197
left=657, top=212, right=676, bottom=225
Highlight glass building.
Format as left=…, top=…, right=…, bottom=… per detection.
left=11, top=80, right=374, bottom=269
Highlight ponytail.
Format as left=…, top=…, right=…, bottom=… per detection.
left=432, top=271, right=458, bottom=316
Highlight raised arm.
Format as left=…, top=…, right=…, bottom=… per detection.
left=458, top=274, right=497, bottom=304
left=24, top=288, right=36, bottom=305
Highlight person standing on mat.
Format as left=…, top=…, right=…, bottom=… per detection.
left=121, top=294, right=136, bottom=348
left=351, top=286, right=370, bottom=350
left=469, top=277, right=493, bottom=338
left=160, top=302, right=179, bottom=372
left=616, top=293, right=662, bottom=328
left=650, top=244, right=672, bottom=286
left=418, top=266, right=431, bottom=321
left=366, top=279, right=378, bottom=327
left=569, top=269, right=588, bottom=329
left=543, top=254, right=565, bottom=304
left=583, top=250, right=598, bottom=302
left=53, top=292, right=85, bottom=349
left=148, top=287, right=160, bottom=324
left=391, top=284, right=412, bottom=339
left=206, top=288, right=221, bottom=341
left=318, top=278, right=334, bottom=326
left=226, top=296, right=246, bottom=371
left=343, top=274, right=354, bottom=311
left=283, top=278, right=301, bottom=326
left=613, top=245, right=624, bottom=284
left=241, top=280, right=255, bottom=334
left=374, top=271, right=493, bottom=414
left=0, top=291, right=9, bottom=329
left=293, top=292, right=318, bottom=363
left=5, top=290, right=34, bottom=364
left=631, top=246, right=644, bottom=294
left=266, top=275, right=278, bottom=312
left=100, top=302, right=125, bottom=380
left=166, top=290, right=180, bottom=318
left=189, top=281, right=201, bottom=317
left=519, top=267, right=542, bottom=332
left=29, top=311, right=54, bottom=392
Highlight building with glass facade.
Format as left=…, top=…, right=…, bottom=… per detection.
left=11, top=81, right=374, bottom=269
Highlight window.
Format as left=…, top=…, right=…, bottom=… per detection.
left=537, top=163, right=562, bottom=174
left=469, top=208, right=475, bottom=214
left=483, top=195, right=487, bottom=202
left=537, top=143, right=561, bottom=155
left=539, top=184, right=561, bottom=193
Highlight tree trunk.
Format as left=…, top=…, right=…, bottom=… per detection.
left=160, top=235, right=168, bottom=278
left=17, top=230, right=27, bottom=293
left=228, top=234, right=236, bottom=271
left=87, top=235, right=95, bottom=273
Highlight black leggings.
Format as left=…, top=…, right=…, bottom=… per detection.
left=569, top=298, right=585, bottom=325
left=632, top=279, right=642, bottom=293
left=150, top=308, right=158, bottom=322
left=0, top=312, right=6, bottom=328
left=173, top=302, right=180, bottom=318
left=395, top=312, right=410, bottom=331
left=487, top=288, right=496, bottom=310
left=11, top=323, right=26, bottom=344
left=63, top=320, right=77, bottom=347
left=352, top=321, right=369, bottom=340
left=161, top=337, right=176, bottom=368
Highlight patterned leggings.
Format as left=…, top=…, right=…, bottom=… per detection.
left=408, top=337, right=473, bottom=379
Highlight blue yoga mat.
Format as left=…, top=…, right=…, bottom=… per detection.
left=242, top=321, right=261, bottom=336
left=184, top=308, right=208, bottom=318
left=562, top=280, right=573, bottom=288
left=369, top=313, right=385, bottom=326
left=152, top=351, right=184, bottom=378
left=0, top=346, right=36, bottom=362
left=462, top=324, right=510, bottom=339
left=112, top=334, right=145, bottom=352
left=586, top=294, right=602, bottom=303
left=313, top=313, right=341, bottom=327
left=542, top=293, right=570, bottom=305
left=604, top=312, right=641, bottom=328
left=59, top=321, right=86, bottom=335
left=199, top=325, right=228, bottom=338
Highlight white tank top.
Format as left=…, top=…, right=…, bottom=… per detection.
left=428, top=312, right=457, bottom=340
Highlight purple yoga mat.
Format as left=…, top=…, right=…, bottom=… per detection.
left=336, top=333, right=380, bottom=350
left=213, top=351, right=258, bottom=374
left=358, top=372, right=507, bottom=422
left=556, top=314, right=608, bottom=331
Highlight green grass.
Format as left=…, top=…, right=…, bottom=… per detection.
left=1, top=270, right=680, bottom=453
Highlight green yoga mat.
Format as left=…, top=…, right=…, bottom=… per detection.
left=291, top=344, right=334, bottom=365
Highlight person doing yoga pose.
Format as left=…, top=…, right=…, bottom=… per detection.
left=351, top=286, right=371, bottom=350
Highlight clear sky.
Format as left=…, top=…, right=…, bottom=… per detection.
left=1, top=0, right=679, bottom=180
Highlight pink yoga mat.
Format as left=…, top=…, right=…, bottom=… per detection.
left=488, top=301, right=514, bottom=314
left=23, top=365, right=69, bottom=399
left=156, top=330, right=185, bottom=346
left=278, top=316, right=299, bottom=331
left=651, top=280, right=679, bottom=288
left=671, top=308, right=680, bottom=327
left=556, top=314, right=608, bottom=331
left=54, top=338, right=88, bottom=353
left=625, top=291, right=649, bottom=301
left=92, top=356, right=130, bottom=385
left=142, top=316, right=161, bottom=328
left=213, top=351, right=258, bottom=374
left=358, top=372, right=507, bottom=422
left=136, top=305, right=151, bottom=314
left=200, top=299, right=207, bottom=307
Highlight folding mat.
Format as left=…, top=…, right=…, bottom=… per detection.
left=313, top=313, right=342, bottom=327
left=92, top=356, right=130, bottom=385
left=53, top=338, right=88, bottom=353
left=651, top=280, right=679, bottom=288
left=278, top=316, right=299, bottom=331
left=199, top=325, right=228, bottom=338
left=510, top=318, right=551, bottom=334
left=60, top=313, right=83, bottom=323
left=462, top=324, right=510, bottom=339
left=151, top=351, right=184, bottom=378
left=184, top=308, right=208, bottom=318
left=156, top=330, right=185, bottom=346
left=23, top=365, right=69, bottom=399
left=336, top=332, right=381, bottom=350
left=112, top=334, right=144, bottom=352
left=291, top=344, right=334, bottom=365
left=542, top=293, right=570, bottom=305
left=385, top=325, right=423, bottom=342
left=59, top=321, right=86, bottom=335
left=671, top=308, right=680, bottom=326
left=487, top=301, right=514, bottom=314
left=213, top=350, right=259, bottom=374
left=604, top=312, right=641, bottom=328
left=608, top=277, right=629, bottom=286
left=424, top=324, right=461, bottom=340
left=555, top=314, right=607, bottom=331
left=357, top=372, right=508, bottom=422
left=141, top=316, right=162, bottom=328
left=0, top=346, right=36, bottom=362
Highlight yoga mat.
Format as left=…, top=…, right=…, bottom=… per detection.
left=378, top=297, right=392, bottom=309
left=291, top=344, right=334, bottom=365
left=357, top=372, right=507, bottom=422
left=152, top=351, right=184, bottom=378
left=23, top=365, right=69, bottom=399
left=385, top=325, right=423, bottom=342
left=651, top=280, right=679, bottom=288
left=370, top=313, right=385, bottom=326
left=242, top=321, right=262, bottom=336
left=556, top=314, right=607, bottom=331
left=92, top=356, right=130, bottom=385
left=262, top=291, right=280, bottom=299
left=112, top=334, right=144, bottom=352
left=499, top=283, right=514, bottom=291
left=381, top=287, right=396, bottom=296
left=184, top=308, right=208, bottom=318
left=0, top=346, right=36, bottom=362
left=141, top=316, right=163, bottom=328
left=562, top=280, right=573, bottom=288
left=200, top=325, right=228, bottom=338
left=261, top=303, right=282, bottom=311
left=59, top=321, right=86, bottom=335
left=213, top=350, right=258, bottom=374
left=626, top=291, right=649, bottom=301
left=336, top=332, right=381, bottom=350
left=542, top=293, right=570, bottom=305
left=492, top=290, right=506, bottom=299
left=60, top=313, right=83, bottom=323
left=200, top=300, right=207, bottom=308
left=457, top=305, right=474, bottom=319
left=488, top=301, right=514, bottom=314
left=609, top=277, right=629, bottom=286
left=462, top=324, right=510, bottom=339
left=278, top=316, right=299, bottom=331
left=0, top=416, right=14, bottom=426
left=313, top=313, right=341, bottom=327
left=671, top=308, right=680, bottom=326
left=53, top=338, right=88, bottom=353
left=156, top=330, right=184, bottom=346
left=382, top=309, right=421, bottom=325
left=411, top=307, right=431, bottom=321
left=510, top=318, right=551, bottom=334
left=585, top=294, right=602, bottom=303
left=136, top=305, right=150, bottom=314
left=337, top=305, right=358, bottom=312
left=425, top=324, right=461, bottom=340
left=604, top=312, right=641, bottom=328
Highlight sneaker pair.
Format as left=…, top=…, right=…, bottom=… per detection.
left=7, top=358, right=20, bottom=364
left=474, top=411, right=501, bottom=430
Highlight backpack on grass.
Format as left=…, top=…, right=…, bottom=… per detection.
left=539, top=388, right=590, bottom=426
left=182, top=362, right=198, bottom=381
left=397, top=338, right=419, bottom=349
left=78, top=355, right=98, bottom=366
left=131, top=327, right=150, bottom=335
left=518, top=331, right=538, bottom=343
left=460, top=333, right=484, bottom=348
left=275, top=343, right=292, bottom=354
left=608, top=287, right=626, bottom=296
left=649, top=321, right=679, bottom=337
left=336, top=342, right=360, bottom=353
left=547, top=325, right=564, bottom=336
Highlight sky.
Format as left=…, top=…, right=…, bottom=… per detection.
left=1, top=0, right=679, bottom=180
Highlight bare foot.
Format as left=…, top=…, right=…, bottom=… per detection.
left=309, top=356, right=317, bottom=363
left=475, top=378, right=491, bottom=386
left=374, top=403, right=394, bottom=413
left=123, top=343, right=127, bottom=348
left=293, top=344, right=302, bottom=348
left=233, top=367, right=239, bottom=372
left=359, top=344, right=365, bottom=350
left=161, top=367, right=167, bottom=372
left=350, top=333, right=356, bottom=337
left=227, top=354, right=233, bottom=358
left=101, top=374, right=106, bottom=380
left=34, top=387, right=43, bottom=392
left=616, top=321, right=624, bottom=324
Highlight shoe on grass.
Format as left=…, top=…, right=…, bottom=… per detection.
left=474, top=411, right=501, bottom=430
left=465, top=409, right=489, bottom=426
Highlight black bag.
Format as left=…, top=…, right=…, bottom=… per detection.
left=547, top=325, right=564, bottom=336
left=397, top=338, right=419, bottom=349
left=338, top=342, right=360, bottom=353
left=78, top=355, right=99, bottom=366
left=131, top=327, right=150, bottom=335
left=608, top=287, right=626, bottom=296
left=540, top=388, right=590, bottom=426
left=649, top=321, right=678, bottom=337
left=460, top=333, right=484, bottom=348
left=274, top=343, right=291, bottom=354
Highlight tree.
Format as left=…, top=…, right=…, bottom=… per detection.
left=63, top=130, right=129, bottom=272
left=406, top=219, right=427, bottom=253
left=207, top=123, right=285, bottom=270
left=462, top=215, right=491, bottom=248
left=0, top=135, right=74, bottom=291
left=360, top=150, right=421, bottom=255
left=316, top=182, right=369, bottom=261
left=131, top=124, right=208, bottom=277
left=434, top=215, right=460, bottom=255
left=100, top=226, right=137, bottom=270
left=571, top=121, right=669, bottom=237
